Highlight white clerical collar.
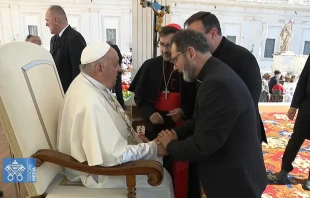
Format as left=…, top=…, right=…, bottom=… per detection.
left=59, top=24, right=69, bottom=37
left=81, top=72, right=107, bottom=91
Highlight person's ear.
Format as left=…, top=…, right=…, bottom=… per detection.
left=94, top=63, right=102, bottom=74
left=187, top=47, right=196, bottom=60
left=210, top=28, right=218, bottom=38
left=54, top=17, right=59, bottom=24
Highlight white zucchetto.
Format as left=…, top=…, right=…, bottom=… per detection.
left=81, top=42, right=111, bottom=64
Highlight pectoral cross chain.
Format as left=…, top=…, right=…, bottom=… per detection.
left=163, top=60, right=174, bottom=100
left=164, top=88, right=170, bottom=99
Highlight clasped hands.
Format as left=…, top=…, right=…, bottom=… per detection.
left=139, top=129, right=178, bottom=157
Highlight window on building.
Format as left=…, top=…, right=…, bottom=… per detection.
left=303, top=41, right=310, bottom=55
left=106, top=29, right=116, bottom=45
left=264, top=38, right=275, bottom=58
left=227, top=36, right=236, bottom=43
left=28, top=25, right=38, bottom=36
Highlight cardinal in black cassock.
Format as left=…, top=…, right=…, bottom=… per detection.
left=129, top=24, right=198, bottom=198
left=130, top=56, right=196, bottom=138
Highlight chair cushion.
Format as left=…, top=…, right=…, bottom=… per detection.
left=46, top=174, right=128, bottom=198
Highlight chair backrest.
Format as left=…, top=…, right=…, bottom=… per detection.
left=0, top=42, right=64, bottom=196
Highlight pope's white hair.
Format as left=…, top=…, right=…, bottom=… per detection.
left=79, top=55, right=106, bottom=73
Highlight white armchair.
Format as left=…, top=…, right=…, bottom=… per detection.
left=0, top=42, right=163, bottom=198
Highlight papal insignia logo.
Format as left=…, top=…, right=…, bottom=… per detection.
left=2, top=158, right=36, bottom=183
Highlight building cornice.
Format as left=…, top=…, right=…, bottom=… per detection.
left=172, top=0, right=310, bottom=11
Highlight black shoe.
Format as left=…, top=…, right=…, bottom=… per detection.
left=303, top=178, right=310, bottom=191
left=277, top=170, right=289, bottom=184
left=0, top=190, right=3, bottom=197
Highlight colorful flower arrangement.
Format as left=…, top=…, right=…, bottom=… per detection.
left=122, top=82, right=132, bottom=101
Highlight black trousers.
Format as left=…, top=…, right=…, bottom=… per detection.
left=282, top=98, right=310, bottom=172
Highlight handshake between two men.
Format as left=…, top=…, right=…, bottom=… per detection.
left=139, top=129, right=178, bottom=157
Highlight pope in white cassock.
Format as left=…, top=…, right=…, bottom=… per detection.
left=57, top=42, right=174, bottom=198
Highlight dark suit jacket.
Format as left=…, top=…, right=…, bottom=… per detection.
left=213, top=36, right=266, bottom=143
left=110, top=44, right=125, bottom=107
left=167, top=57, right=267, bottom=198
left=50, top=25, right=86, bottom=93
left=291, top=55, right=310, bottom=109
left=268, top=76, right=278, bottom=94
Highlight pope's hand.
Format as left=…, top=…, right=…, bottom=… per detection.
left=157, top=129, right=176, bottom=148
left=153, top=138, right=161, bottom=145
left=157, top=143, right=168, bottom=157
left=150, top=112, right=164, bottom=124
left=287, top=107, right=297, bottom=120
left=139, top=135, right=150, bottom=143
left=167, top=108, right=184, bottom=122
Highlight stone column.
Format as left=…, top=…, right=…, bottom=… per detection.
left=127, top=0, right=171, bottom=106
left=131, top=0, right=171, bottom=78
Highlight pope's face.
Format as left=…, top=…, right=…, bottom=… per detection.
left=102, top=49, right=121, bottom=89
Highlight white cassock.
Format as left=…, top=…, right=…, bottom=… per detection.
left=57, top=73, right=174, bottom=198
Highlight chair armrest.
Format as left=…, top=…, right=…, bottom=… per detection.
left=32, top=149, right=163, bottom=186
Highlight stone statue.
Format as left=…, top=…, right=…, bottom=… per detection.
left=279, top=19, right=294, bottom=53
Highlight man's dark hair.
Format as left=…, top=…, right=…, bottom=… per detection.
left=25, top=35, right=32, bottom=41
left=171, top=29, right=210, bottom=53
left=109, top=44, right=123, bottom=65
left=159, top=26, right=179, bottom=37
left=184, top=11, right=222, bottom=36
left=274, top=70, right=281, bottom=75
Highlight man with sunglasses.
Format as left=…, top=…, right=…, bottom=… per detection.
left=185, top=12, right=266, bottom=144
left=129, top=24, right=197, bottom=198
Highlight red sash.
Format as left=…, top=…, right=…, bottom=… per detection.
left=155, top=91, right=189, bottom=198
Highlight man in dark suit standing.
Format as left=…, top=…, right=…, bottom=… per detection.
left=269, top=70, right=281, bottom=94
left=277, top=56, right=310, bottom=186
left=107, top=41, right=125, bottom=108
left=157, top=29, right=267, bottom=198
left=45, top=5, right=86, bottom=92
left=184, top=11, right=266, bottom=144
